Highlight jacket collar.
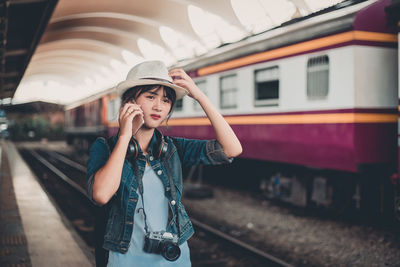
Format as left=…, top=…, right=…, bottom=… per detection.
left=111, top=128, right=163, bottom=157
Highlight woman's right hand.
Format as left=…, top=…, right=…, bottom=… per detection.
left=94, top=102, right=143, bottom=205
left=118, top=102, right=144, bottom=139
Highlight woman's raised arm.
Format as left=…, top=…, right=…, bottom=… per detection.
left=169, top=69, right=242, bottom=158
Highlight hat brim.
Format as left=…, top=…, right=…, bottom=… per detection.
left=116, top=79, right=188, bottom=100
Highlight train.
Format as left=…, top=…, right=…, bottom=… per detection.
left=65, top=0, right=400, bottom=218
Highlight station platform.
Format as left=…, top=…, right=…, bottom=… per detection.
left=0, top=140, right=94, bottom=267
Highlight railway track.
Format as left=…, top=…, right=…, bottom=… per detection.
left=18, top=146, right=293, bottom=267
left=18, top=148, right=96, bottom=249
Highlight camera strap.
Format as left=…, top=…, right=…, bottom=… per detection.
left=135, top=162, right=181, bottom=239
left=136, top=172, right=150, bottom=234
left=165, top=166, right=181, bottom=240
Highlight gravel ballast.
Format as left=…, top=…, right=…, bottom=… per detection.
left=183, top=185, right=400, bottom=267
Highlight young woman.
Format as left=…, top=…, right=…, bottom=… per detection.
left=86, top=61, right=242, bottom=266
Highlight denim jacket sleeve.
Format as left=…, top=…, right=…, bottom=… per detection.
left=86, top=137, right=110, bottom=205
left=170, top=137, right=233, bottom=168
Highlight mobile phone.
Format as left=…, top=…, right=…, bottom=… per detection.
left=130, top=99, right=145, bottom=125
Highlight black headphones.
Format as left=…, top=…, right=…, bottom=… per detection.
left=125, top=130, right=168, bottom=160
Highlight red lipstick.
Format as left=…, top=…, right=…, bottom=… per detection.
left=150, top=114, right=161, bottom=120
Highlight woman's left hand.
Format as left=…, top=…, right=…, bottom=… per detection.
left=170, top=69, right=242, bottom=158
left=169, top=68, right=203, bottom=100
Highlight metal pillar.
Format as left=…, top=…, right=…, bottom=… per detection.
left=0, top=0, right=9, bottom=99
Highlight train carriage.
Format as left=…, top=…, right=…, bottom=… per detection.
left=65, top=0, right=399, bottom=216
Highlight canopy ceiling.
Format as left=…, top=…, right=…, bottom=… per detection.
left=0, top=0, right=58, bottom=103
left=6, top=0, right=350, bottom=104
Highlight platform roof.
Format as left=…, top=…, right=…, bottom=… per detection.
left=3, top=0, right=352, bottom=104
left=0, top=0, right=58, bottom=102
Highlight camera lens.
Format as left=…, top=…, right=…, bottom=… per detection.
left=161, top=243, right=181, bottom=261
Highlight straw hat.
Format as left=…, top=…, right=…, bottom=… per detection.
left=116, top=60, right=188, bottom=100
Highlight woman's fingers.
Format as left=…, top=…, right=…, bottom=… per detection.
left=131, top=110, right=145, bottom=127
left=169, top=69, right=203, bottom=100
left=170, top=69, right=195, bottom=87
left=169, top=68, right=188, bottom=81
left=172, top=78, right=188, bottom=87
left=119, top=109, right=144, bottom=137
left=119, top=103, right=143, bottom=126
left=120, top=103, right=142, bottom=117
left=127, top=109, right=143, bottom=119
left=123, top=109, right=143, bottom=121
left=119, top=106, right=128, bottom=120
left=120, top=102, right=133, bottom=115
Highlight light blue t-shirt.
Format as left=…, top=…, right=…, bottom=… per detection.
left=107, top=166, right=191, bottom=267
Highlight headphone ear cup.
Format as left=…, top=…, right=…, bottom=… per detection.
left=160, top=141, right=168, bottom=159
left=127, top=138, right=139, bottom=160
left=155, top=136, right=168, bottom=159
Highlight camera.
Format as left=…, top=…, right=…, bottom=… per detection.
left=143, top=231, right=181, bottom=261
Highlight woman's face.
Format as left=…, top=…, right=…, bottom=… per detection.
left=134, top=86, right=172, bottom=129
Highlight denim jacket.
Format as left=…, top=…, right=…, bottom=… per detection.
left=86, top=129, right=232, bottom=253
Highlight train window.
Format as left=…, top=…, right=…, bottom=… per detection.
left=175, top=98, right=183, bottom=111
left=254, top=66, right=279, bottom=106
left=107, top=98, right=121, bottom=122
left=194, top=80, right=207, bottom=111
left=307, top=55, right=329, bottom=99
left=220, top=74, right=237, bottom=109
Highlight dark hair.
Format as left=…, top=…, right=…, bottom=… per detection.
left=121, top=84, right=177, bottom=120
